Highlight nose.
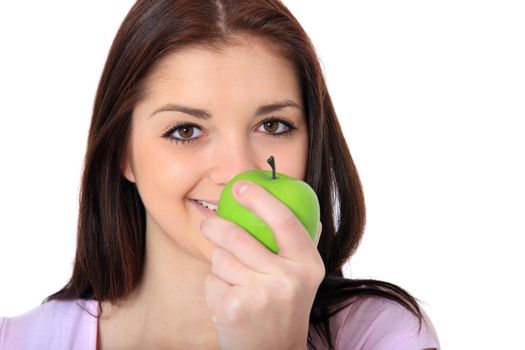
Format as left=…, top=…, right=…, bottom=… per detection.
left=208, top=136, right=262, bottom=186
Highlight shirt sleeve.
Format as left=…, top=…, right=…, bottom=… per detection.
left=335, top=297, right=440, bottom=350
left=0, top=299, right=99, bottom=350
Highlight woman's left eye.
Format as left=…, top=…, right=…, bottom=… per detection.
left=257, top=119, right=296, bottom=137
left=162, top=118, right=297, bottom=145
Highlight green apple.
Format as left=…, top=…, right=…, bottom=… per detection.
left=217, top=156, right=320, bottom=254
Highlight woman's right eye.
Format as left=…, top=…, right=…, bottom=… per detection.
left=162, top=123, right=203, bottom=144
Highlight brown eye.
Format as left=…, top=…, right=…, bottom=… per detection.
left=257, top=119, right=295, bottom=137
left=178, top=126, right=195, bottom=139
left=263, top=121, right=279, bottom=133
left=162, top=123, right=203, bottom=144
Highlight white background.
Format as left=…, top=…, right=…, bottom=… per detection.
left=1, top=1, right=524, bottom=349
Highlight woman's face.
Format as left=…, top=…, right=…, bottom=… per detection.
left=122, top=37, right=308, bottom=263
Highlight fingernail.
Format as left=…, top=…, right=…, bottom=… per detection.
left=233, top=180, right=251, bottom=196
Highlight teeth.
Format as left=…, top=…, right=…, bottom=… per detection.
left=196, top=200, right=217, bottom=212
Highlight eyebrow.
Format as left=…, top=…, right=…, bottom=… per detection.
left=149, top=99, right=302, bottom=120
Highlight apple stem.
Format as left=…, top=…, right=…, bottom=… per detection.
left=267, top=156, right=277, bottom=179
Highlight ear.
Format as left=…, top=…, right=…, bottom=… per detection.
left=120, top=152, right=136, bottom=183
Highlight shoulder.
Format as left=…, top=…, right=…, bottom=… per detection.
left=0, top=298, right=99, bottom=350
left=321, top=296, right=440, bottom=350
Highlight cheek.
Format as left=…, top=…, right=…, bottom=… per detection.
left=132, top=140, right=197, bottom=212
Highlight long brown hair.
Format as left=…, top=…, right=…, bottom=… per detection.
left=44, top=1, right=423, bottom=348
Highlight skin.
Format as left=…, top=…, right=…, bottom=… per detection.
left=97, top=35, right=325, bottom=349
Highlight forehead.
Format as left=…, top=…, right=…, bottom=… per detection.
left=141, top=36, right=301, bottom=104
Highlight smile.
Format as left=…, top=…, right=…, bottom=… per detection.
left=191, top=199, right=218, bottom=217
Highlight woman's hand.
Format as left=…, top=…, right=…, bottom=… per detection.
left=200, top=180, right=325, bottom=350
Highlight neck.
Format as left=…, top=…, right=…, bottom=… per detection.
left=98, top=226, right=219, bottom=349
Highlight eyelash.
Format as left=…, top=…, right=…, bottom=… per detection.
left=161, top=118, right=298, bottom=145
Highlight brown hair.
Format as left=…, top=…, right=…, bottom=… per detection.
left=44, top=0, right=423, bottom=348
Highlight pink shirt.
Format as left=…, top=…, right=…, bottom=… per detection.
left=1, top=297, right=439, bottom=349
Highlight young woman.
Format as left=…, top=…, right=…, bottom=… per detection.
left=0, top=1, right=440, bottom=349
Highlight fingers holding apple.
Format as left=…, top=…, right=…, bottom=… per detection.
left=228, top=179, right=319, bottom=261
left=199, top=156, right=326, bottom=349
left=204, top=176, right=325, bottom=273
left=216, top=156, right=321, bottom=257
left=201, top=184, right=324, bottom=350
